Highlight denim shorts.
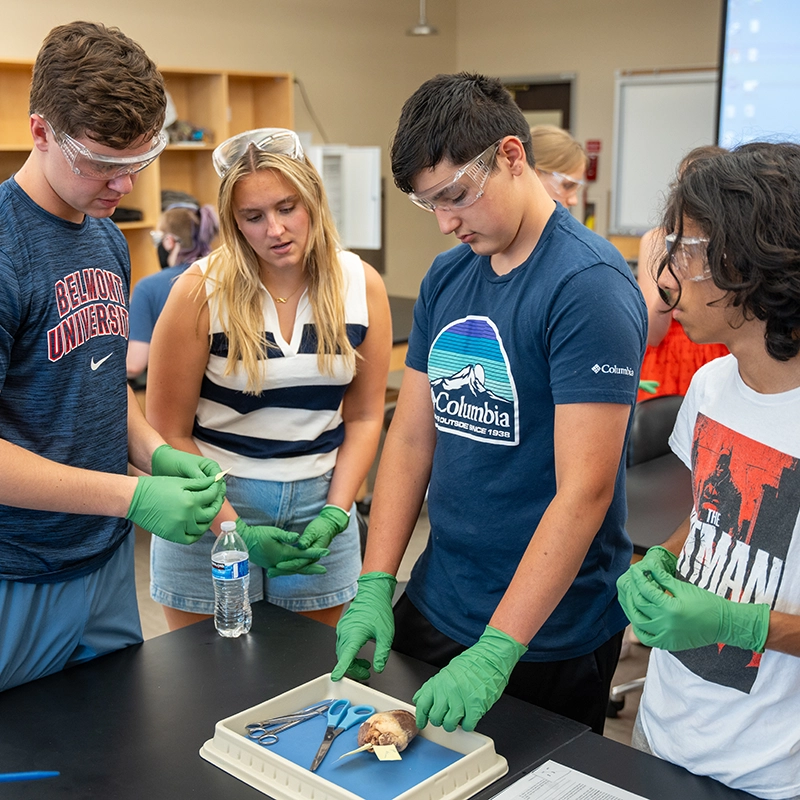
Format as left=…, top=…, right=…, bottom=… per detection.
left=150, top=470, right=360, bottom=614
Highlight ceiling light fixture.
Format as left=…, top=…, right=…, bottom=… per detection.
left=407, top=0, right=438, bottom=36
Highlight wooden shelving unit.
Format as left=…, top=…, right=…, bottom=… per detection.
left=0, top=61, right=294, bottom=287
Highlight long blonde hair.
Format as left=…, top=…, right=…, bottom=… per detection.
left=530, top=124, right=588, bottom=175
left=204, top=146, right=356, bottom=394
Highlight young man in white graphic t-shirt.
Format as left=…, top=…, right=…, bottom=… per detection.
left=617, top=142, right=800, bottom=799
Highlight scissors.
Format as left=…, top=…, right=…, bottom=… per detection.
left=246, top=700, right=333, bottom=746
left=310, top=699, right=375, bottom=771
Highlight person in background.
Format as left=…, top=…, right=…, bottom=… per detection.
left=530, top=124, right=588, bottom=208
left=332, top=73, right=646, bottom=735
left=146, top=128, right=391, bottom=631
left=636, top=145, right=728, bottom=402
left=0, top=21, right=225, bottom=692
left=127, top=202, right=219, bottom=379
left=617, top=142, right=800, bottom=800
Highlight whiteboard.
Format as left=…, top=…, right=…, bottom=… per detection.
left=611, top=70, right=718, bottom=235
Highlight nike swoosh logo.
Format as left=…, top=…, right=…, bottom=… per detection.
left=91, top=353, right=113, bottom=371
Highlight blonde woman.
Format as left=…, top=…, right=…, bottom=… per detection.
left=530, top=124, right=588, bottom=208
left=146, top=129, right=391, bottom=630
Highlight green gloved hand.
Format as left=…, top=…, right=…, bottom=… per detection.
left=639, top=545, right=679, bottom=576
left=638, top=380, right=660, bottom=395
left=617, top=546, right=678, bottom=617
left=296, top=505, right=350, bottom=550
left=151, top=444, right=220, bottom=480
left=332, top=571, right=397, bottom=682
left=619, top=563, right=770, bottom=652
left=414, top=626, right=527, bottom=733
left=234, top=518, right=329, bottom=578
left=127, top=475, right=225, bottom=543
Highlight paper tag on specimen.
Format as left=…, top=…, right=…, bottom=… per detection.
left=372, top=745, right=401, bottom=761
left=489, top=760, right=647, bottom=800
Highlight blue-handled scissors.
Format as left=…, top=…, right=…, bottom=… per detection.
left=309, top=699, right=374, bottom=771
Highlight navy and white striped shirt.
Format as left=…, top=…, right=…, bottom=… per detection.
left=193, top=250, right=367, bottom=481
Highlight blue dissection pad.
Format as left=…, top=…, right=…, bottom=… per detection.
left=253, top=714, right=463, bottom=799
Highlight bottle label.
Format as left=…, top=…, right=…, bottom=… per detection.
left=211, top=557, right=249, bottom=580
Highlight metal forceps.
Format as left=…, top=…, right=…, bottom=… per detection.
left=246, top=699, right=333, bottom=746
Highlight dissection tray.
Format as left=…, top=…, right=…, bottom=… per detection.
left=200, top=673, right=508, bottom=800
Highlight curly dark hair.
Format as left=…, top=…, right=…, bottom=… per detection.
left=659, top=142, right=800, bottom=361
left=30, top=21, right=166, bottom=148
left=390, top=72, right=533, bottom=194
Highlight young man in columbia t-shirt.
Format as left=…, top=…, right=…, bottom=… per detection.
left=332, top=72, right=647, bottom=735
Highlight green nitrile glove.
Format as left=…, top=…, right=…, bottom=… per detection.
left=640, top=545, right=679, bottom=576
left=296, top=505, right=350, bottom=550
left=413, top=626, right=526, bottom=733
left=332, top=571, right=397, bottom=682
left=127, top=475, right=225, bottom=543
left=617, top=546, right=678, bottom=618
left=638, top=380, right=660, bottom=395
left=151, top=443, right=220, bottom=480
left=620, top=563, right=770, bottom=652
left=234, top=518, right=329, bottom=577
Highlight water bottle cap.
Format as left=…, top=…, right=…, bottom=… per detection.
left=220, top=521, right=236, bottom=533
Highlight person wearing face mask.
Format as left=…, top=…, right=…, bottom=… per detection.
left=126, top=202, right=219, bottom=379
left=530, top=124, right=588, bottom=208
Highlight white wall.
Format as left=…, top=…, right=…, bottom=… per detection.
left=457, top=0, right=723, bottom=236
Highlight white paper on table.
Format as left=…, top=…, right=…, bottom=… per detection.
left=488, top=760, right=648, bottom=800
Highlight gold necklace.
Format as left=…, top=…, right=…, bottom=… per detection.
left=265, top=280, right=306, bottom=304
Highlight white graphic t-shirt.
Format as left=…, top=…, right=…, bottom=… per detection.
left=640, top=354, right=800, bottom=799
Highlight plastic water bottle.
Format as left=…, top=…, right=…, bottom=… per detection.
left=211, top=521, right=252, bottom=638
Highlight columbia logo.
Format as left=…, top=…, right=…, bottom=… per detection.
left=592, top=363, right=636, bottom=377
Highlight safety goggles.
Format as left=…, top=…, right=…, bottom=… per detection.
left=46, top=120, right=167, bottom=181
left=539, top=170, right=586, bottom=199
left=150, top=230, right=180, bottom=247
left=408, top=140, right=502, bottom=212
left=212, top=128, right=304, bottom=177
left=665, top=233, right=712, bottom=282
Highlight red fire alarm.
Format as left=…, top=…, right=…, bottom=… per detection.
left=585, top=139, right=601, bottom=182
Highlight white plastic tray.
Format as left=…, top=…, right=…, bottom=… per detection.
left=200, top=674, right=508, bottom=800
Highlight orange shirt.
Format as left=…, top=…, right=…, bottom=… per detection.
left=638, top=319, right=728, bottom=402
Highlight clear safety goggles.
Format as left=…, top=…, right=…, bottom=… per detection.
left=408, top=140, right=502, bottom=212
left=46, top=120, right=167, bottom=181
left=539, top=170, right=586, bottom=199
left=150, top=230, right=180, bottom=247
left=212, top=128, right=304, bottom=177
left=665, top=233, right=712, bottom=282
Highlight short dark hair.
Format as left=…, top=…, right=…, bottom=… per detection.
left=659, top=142, right=800, bottom=361
left=390, top=72, right=534, bottom=194
left=30, top=21, right=166, bottom=148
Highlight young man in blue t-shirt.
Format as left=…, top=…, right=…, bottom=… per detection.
left=0, top=22, right=226, bottom=691
left=333, top=73, right=647, bottom=734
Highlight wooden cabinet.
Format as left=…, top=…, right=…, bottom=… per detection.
left=0, top=61, right=293, bottom=286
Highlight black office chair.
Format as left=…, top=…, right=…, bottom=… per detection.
left=626, top=393, right=685, bottom=467
left=607, top=394, right=692, bottom=717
